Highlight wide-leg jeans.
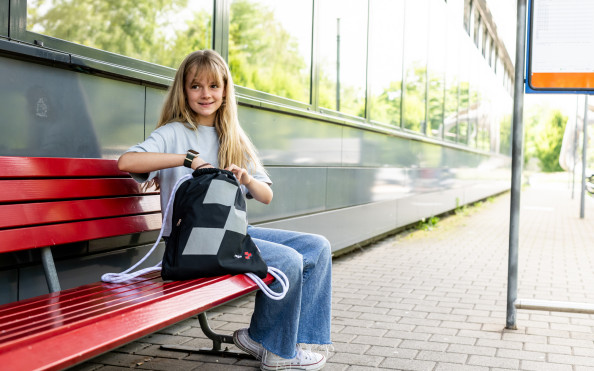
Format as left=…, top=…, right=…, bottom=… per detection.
left=246, top=226, right=332, bottom=359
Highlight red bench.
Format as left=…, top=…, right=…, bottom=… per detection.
left=0, top=156, right=272, bottom=371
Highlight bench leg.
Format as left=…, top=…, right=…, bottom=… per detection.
left=41, top=247, right=61, bottom=292
left=160, top=312, right=256, bottom=359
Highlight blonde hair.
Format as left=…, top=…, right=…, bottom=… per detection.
left=158, top=49, right=263, bottom=172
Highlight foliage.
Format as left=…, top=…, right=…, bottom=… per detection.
left=416, top=216, right=440, bottom=231
left=533, top=110, right=567, bottom=172
left=228, top=0, right=309, bottom=102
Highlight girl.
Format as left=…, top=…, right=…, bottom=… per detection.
left=118, top=50, right=332, bottom=370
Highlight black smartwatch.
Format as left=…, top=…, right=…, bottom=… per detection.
left=183, top=149, right=199, bottom=168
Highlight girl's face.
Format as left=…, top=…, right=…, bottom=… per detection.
left=184, top=67, right=226, bottom=126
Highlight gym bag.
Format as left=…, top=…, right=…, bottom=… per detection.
left=102, top=168, right=289, bottom=301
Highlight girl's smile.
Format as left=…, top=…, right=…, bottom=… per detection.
left=184, top=69, right=225, bottom=126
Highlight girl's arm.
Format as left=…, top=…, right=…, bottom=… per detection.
left=118, top=151, right=209, bottom=173
left=225, top=164, right=273, bottom=205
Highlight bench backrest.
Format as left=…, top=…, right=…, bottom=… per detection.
left=0, top=156, right=162, bottom=254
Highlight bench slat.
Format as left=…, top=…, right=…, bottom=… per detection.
left=0, top=274, right=273, bottom=371
left=0, top=178, right=154, bottom=202
left=0, top=156, right=125, bottom=178
left=0, top=214, right=162, bottom=253
left=0, top=275, right=230, bottom=343
left=0, top=195, right=161, bottom=229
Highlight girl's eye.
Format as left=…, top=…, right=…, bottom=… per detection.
left=210, top=85, right=218, bottom=89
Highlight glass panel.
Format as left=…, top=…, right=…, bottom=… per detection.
left=477, top=63, right=490, bottom=151
left=368, top=0, right=404, bottom=127
left=27, top=0, right=213, bottom=69
left=468, top=49, right=480, bottom=148
left=427, top=0, right=446, bottom=138
left=402, top=0, right=429, bottom=133
left=229, top=0, right=313, bottom=103
left=444, top=2, right=461, bottom=143
left=318, top=0, right=368, bottom=117
left=458, top=39, right=470, bottom=144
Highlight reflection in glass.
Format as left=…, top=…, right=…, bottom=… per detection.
left=318, top=0, right=368, bottom=117
left=368, top=0, right=404, bottom=127
left=444, top=0, right=461, bottom=143
left=27, top=0, right=213, bottom=69
left=458, top=39, right=470, bottom=145
left=402, top=0, right=428, bottom=133
left=229, top=0, right=313, bottom=103
left=468, top=49, right=479, bottom=148
left=427, top=0, right=446, bottom=138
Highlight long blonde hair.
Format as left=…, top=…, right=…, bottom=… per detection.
left=158, top=49, right=263, bottom=172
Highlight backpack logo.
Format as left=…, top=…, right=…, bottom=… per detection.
left=244, top=252, right=252, bottom=260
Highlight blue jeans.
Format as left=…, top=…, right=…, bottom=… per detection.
left=246, top=226, right=332, bottom=359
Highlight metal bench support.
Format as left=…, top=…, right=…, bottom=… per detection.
left=40, top=247, right=61, bottom=293
left=160, top=312, right=255, bottom=359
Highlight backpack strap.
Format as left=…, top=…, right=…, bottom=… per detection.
left=101, top=172, right=289, bottom=301
left=101, top=174, right=192, bottom=283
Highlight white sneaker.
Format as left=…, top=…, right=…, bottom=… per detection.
left=261, top=347, right=326, bottom=370
left=233, top=328, right=265, bottom=360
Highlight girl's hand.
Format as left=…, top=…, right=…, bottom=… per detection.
left=191, top=157, right=213, bottom=170
left=225, top=164, right=252, bottom=185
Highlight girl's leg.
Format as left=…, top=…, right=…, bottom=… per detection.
left=247, top=226, right=332, bottom=358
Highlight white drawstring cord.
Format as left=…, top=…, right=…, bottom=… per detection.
left=100, top=172, right=289, bottom=301
left=245, top=267, right=290, bottom=300
left=101, top=174, right=192, bottom=284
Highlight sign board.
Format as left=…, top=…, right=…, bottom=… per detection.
left=526, top=0, right=594, bottom=93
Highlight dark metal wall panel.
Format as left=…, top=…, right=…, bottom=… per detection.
left=247, top=167, right=328, bottom=223
left=325, top=167, right=409, bottom=209
left=0, top=270, right=17, bottom=305
left=257, top=199, right=399, bottom=252
left=77, top=73, right=145, bottom=159
left=239, top=106, right=344, bottom=167
left=0, top=56, right=144, bottom=159
left=16, top=242, right=165, bottom=303
left=145, top=87, right=167, bottom=138
left=0, top=0, right=7, bottom=37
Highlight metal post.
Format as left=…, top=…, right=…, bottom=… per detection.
left=572, top=96, right=579, bottom=199
left=336, top=18, right=341, bottom=112
left=506, top=0, right=527, bottom=330
left=580, top=95, right=588, bottom=218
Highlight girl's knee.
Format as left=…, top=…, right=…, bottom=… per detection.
left=308, top=234, right=332, bottom=258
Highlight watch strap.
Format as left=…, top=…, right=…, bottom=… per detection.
left=183, top=150, right=199, bottom=168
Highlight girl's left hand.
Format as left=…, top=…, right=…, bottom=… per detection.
left=225, top=164, right=252, bottom=185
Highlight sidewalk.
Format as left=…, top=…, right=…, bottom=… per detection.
left=74, top=174, right=594, bottom=370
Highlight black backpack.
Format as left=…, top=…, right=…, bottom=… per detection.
left=102, top=168, right=288, bottom=300
left=162, top=168, right=268, bottom=280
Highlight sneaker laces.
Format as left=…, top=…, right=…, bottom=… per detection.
left=295, top=348, right=317, bottom=365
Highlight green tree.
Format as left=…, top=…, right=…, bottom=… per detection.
left=534, top=110, right=567, bottom=172
left=228, top=0, right=309, bottom=102
left=28, top=0, right=189, bottom=68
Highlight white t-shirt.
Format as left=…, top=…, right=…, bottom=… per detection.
left=127, top=122, right=272, bottom=236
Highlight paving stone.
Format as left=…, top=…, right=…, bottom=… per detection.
left=75, top=181, right=594, bottom=371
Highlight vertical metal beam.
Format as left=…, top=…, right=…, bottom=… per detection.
left=580, top=95, right=589, bottom=219
left=506, top=0, right=527, bottom=330
left=336, top=18, right=341, bottom=112
left=572, top=96, right=579, bottom=199
left=213, top=0, right=229, bottom=60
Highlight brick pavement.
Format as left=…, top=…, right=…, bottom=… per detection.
left=73, top=174, right=594, bottom=370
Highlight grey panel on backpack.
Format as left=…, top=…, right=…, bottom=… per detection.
left=225, top=206, right=247, bottom=234
left=183, top=227, right=224, bottom=255
left=204, top=179, right=237, bottom=207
